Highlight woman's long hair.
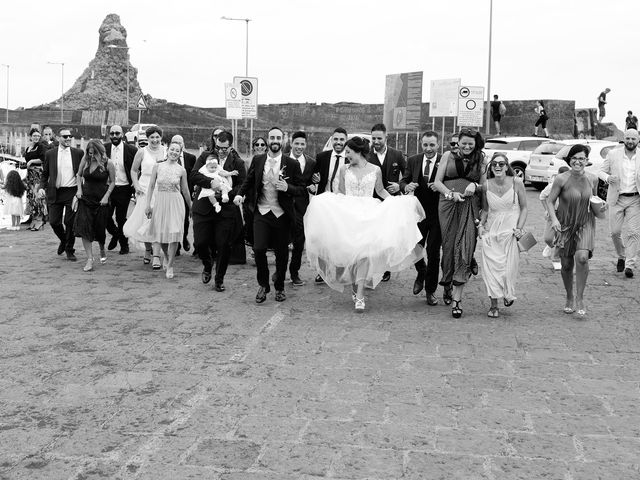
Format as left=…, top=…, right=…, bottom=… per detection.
left=453, top=128, right=485, bottom=173
left=486, top=153, right=515, bottom=178
left=83, top=139, right=108, bottom=168
left=4, top=169, right=26, bottom=198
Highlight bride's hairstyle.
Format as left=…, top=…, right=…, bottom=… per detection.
left=345, top=136, right=370, bottom=157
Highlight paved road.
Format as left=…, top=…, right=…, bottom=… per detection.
left=1, top=188, right=639, bottom=480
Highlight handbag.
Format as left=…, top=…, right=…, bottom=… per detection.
left=517, top=231, right=538, bottom=252
left=589, top=195, right=606, bottom=219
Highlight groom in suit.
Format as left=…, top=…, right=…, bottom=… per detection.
left=599, top=128, right=640, bottom=278
left=235, top=126, right=303, bottom=303
left=38, top=128, right=84, bottom=261
left=368, top=122, right=406, bottom=282
left=400, top=131, right=442, bottom=305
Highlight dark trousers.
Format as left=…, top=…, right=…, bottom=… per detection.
left=48, top=187, right=76, bottom=253
left=106, top=185, right=131, bottom=248
left=289, top=208, right=305, bottom=275
left=253, top=211, right=291, bottom=291
left=193, top=211, right=236, bottom=284
left=183, top=198, right=190, bottom=245
left=415, top=218, right=442, bottom=293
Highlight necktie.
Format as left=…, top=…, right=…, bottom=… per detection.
left=423, top=158, right=431, bottom=178
left=330, top=155, right=341, bottom=192
left=267, top=158, right=277, bottom=183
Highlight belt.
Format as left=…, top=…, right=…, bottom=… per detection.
left=619, top=192, right=639, bottom=197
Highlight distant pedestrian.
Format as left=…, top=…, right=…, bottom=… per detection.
left=598, top=129, right=640, bottom=278
left=533, top=100, right=549, bottom=138
left=490, top=95, right=504, bottom=135
left=597, top=88, right=610, bottom=123
left=625, top=111, right=638, bottom=130
left=2, top=169, right=26, bottom=230
left=446, top=133, right=459, bottom=154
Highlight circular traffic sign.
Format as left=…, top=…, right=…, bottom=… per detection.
left=240, top=80, right=253, bottom=96
left=466, top=99, right=476, bottom=110
left=230, top=87, right=238, bottom=99
left=459, top=87, right=470, bottom=97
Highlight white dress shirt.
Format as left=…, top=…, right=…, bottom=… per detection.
left=56, top=146, right=76, bottom=188
left=328, top=150, right=346, bottom=193
left=376, top=146, right=388, bottom=166
left=619, top=151, right=638, bottom=194
left=111, top=143, right=128, bottom=186
left=257, top=154, right=284, bottom=217
left=422, top=154, right=436, bottom=181
left=292, top=153, right=306, bottom=174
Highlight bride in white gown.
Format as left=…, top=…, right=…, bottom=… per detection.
left=304, top=136, right=425, bottom=312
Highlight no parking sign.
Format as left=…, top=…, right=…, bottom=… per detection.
left=457, top=86, right=484, bottom=127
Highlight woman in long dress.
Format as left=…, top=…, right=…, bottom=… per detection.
left=144, top=141, right=192, bottom=279
left=478, top=153, right=528, bottom=317
left=432, top=128, right=487, bottom=318
left=546, top=144, right=600, bottom=317
left=122, top=126, right=166, bottom=267
left=304, top=136, right=425, bottom=312
left=24, top=128, right=47, bottom=230
left=73, top=140, right=116, bottom=272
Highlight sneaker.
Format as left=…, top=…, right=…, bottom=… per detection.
left=542, top=245, right=552, bottom=258
left=552, top=261, right=562, bottom=271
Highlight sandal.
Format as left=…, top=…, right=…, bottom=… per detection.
left=83, top=258, right=94, bottom=272
left=451, top=300, right=463, bottom=318
left=443, top=286, right=453, bottom=305
left=152, top=256, right=162, bottom=270
left=143, top=249, right=152, bottom=264
left=487, top=306, right=499, bottom=318
left=503, top=298, right=514, bottom=307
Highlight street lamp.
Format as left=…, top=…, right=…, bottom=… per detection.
left=107, top=44, right=130, bottom=125
left=220, top=16, right=251, bottom=76
left=485, top=0, right=493, bottom=135
left=0, top=64, right=8, bottom=124
left=47, top=61, right=64, bottom=123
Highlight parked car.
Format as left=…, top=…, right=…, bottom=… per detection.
left=525, top=141, right=570, bottom=190
left=527, top=139, right=619, bottom=189
left=483, top=136, right=550, bottom=180
left=125, top=123, right=157, bottom=146
left=322, top=132, right=372, bottom=152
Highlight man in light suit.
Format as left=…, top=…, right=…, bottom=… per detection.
left=105, top=125, right=138, bottom=254
left=38, top=128, right=84, bottom=261
left=599, top=129, right=640, bottom=278
left=400, top=131, right=442, bottom=305
left=367, top=122, right=406, bottom=282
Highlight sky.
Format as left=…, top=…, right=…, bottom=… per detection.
left=0, top=0, right=636, bottom=129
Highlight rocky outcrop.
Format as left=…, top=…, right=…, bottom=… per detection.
left=39, top=14, right=142, bottom=110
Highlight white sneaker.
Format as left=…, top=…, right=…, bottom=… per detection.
left=542, top=245, right=552, bottom=258
left=552, top=261, right=562, bottom=271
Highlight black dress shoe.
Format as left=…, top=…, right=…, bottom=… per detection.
left=275, top=290, right=286, bottom=302
left=625, top=267, right=634, bottom=278
left=119, top=246, right=130, bottom=255
left=57, top=241, right=65, bottom=255
left=107, top=236, right=118, bottom=251
left=413, top=275, right=425, bottom=295
left=426, top=292, right=438, bottom=306
left=183, top=239, right=191, bottom=252
left=381, top=271, right=391, bottom=282
left=314, top=274, right=324, bottom=284
left=202, top=270, right=212, bottom=284
left=66, top=252, right=77, bottom=262
left=290, top=274, right=305, bottom=286
left=214, top=283, right=225, bottom=292
left=617, top=258, right=626, bottom=272
left=256, top=285, right=270, bottom=303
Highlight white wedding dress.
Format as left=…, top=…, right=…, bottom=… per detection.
left=304, top=166, right=425, bottom=291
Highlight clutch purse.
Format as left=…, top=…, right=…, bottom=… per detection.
left=589, top=195, right=606, bottom=219
left=517, top=231, right=538, bottom=252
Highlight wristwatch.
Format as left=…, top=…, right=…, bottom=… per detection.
left=445, top=191, right=454, bottom=200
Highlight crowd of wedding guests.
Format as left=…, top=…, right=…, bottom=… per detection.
left=5, top=122, right=640, bottom=318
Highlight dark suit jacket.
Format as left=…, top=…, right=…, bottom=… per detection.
left=181, top=151, right=197, bottom=195
left=238, top=154, right=304, bottom=221
left=292, top=154, right=316, bottom=216
left=367, top=146, right=406, bottom=195
left=313, top=150, right=339, bottom=194
left=104, top=141, right=138, bottom=186
left=400, top=153, right=441, bottom=221
left=190, top=150, right=247, bottom=219
left=40, top=146, right=84, bottom=203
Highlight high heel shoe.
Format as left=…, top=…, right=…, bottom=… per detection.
left=83, top=258, right=94, bottom=272
left=443, top=286, right=453, bottom=305
left=100, top=249, right=107, bottom=265
left=143, top=249, right=152, bottom=264
left=152, top=256, right=162, bottom=270
left=451, top=300, right=463, bottom=318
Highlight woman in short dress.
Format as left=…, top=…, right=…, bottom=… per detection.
left=73, top=140, right=116, bottom=272
left=432, top=128, right=487, bottom=318
left=122, top=125, right=166, bottom=267
left=546, top=144, right=599, bottom=317
left=144, top=141, right=192, bottom=279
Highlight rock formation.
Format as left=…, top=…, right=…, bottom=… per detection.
left=42, top=14, right=143, bottom=110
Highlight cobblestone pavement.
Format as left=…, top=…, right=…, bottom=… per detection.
left=1, top=188, right=639, bottom=480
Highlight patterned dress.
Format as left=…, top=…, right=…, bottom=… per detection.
left=144, top=161, right=186, bottom=244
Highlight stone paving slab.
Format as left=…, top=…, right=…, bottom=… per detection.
left=1, top=188, right=640, bottom=479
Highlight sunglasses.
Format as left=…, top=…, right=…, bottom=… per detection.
left=491, top=161, right=507, bottom=168
left=449, top=142, right=458, bottom=147
left=61, top=134, right=73, bottom=139
left=109, top=132, right=122, bottom=136
left=254, top=143, right=266, bottom=147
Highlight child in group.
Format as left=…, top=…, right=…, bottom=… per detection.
left=197, top=155, right=238, bottom=213
left=2, top=169, right=27, bottom=230
left=539, top=165, right=570, bottom=270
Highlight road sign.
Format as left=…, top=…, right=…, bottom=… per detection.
left=225, top=82, right=242, bottom=119
left=135, top=94, right=148, bottom=111
left=430, top=78, right=461, bottom=117
left=457, top=86, right=484, bottom=127
left=233, top=76, right=258, bottom=119
left=383, top=71, right=423, bottom=130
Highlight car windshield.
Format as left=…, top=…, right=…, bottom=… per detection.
left=485, top=140, right=520, bottom=150
left=533, top=142, right=565, bottom=155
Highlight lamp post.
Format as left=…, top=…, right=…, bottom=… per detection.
left=107, top=44, right=130, bottom=126
left=47, top=61, right=64, bottom=123
left=0, top=64, right=8, bottom=124
left=485, top=0, right=493, bottom=135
